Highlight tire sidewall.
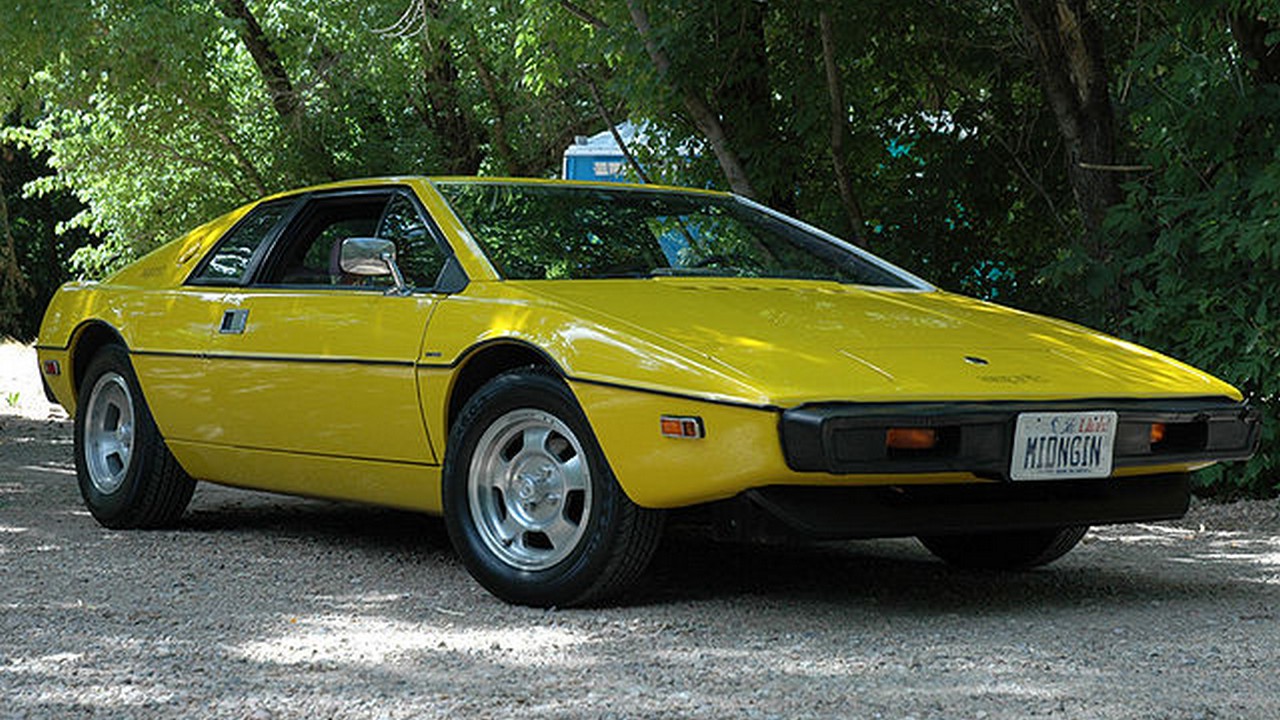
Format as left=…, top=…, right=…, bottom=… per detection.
left=74, top=345, right=155, bottom=527
left=442, top=371, right=628, bottom=606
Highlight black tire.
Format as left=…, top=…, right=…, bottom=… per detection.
left=918, top=526, right=1089, bottom=570
left=74, top=344, right=195, bottom=529
left=442, top=368, right=663, bottom=607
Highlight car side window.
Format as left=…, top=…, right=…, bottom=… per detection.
left=260, top=194, right=388, bottom=288
left=377, top=193, right=446, bottom=289
left=257, top=190, right=448, bottom=291
left=191, top=200, right=292, bottom=283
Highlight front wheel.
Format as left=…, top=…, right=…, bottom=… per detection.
left=442, top=369, right=663, bottom=607
left=74, top=345, right=195, bottom=529
left=918, top=526, right=1089, bottom=570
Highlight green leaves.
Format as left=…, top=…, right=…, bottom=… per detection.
left=1104, top=9, right=1280, bottom=494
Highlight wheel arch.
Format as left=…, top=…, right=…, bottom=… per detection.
left=70, top=321, right=128, bottom=396
left=444, top=339, right=567, bottom=436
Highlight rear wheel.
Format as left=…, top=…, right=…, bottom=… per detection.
left=75, top=345, right=195, bottom=529
left=918, top=526, right=1089, bottom=570
left=442, top=369, right=663, bottom=607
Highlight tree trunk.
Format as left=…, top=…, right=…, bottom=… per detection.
left=1228, top=13, right=1280, bottom=86
left=217, top=0, right=334, bottom=179
left=819, top=10, right=867, bottom=247
left=217, top=0, right=300, bottom=123
left=580, top=70, right=652, bottom=184
left=413, top=1, right=485, bottom=175
left=0, top=155, right=32, bottom=334
left=625, top=0, right=758, bottom=199
left=1013, top=0, right=1121, bottom=260
left=714, top=2, right=792, bottom=212
left=468, top=40, right=519, bottom=175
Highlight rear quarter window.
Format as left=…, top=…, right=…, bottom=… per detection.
left=190, top=200, right=293, bottom=284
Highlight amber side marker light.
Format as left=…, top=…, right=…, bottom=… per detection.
left=1150, top=422, right=1167, bottom=445
left=660, top=415, right=705, bottom=439
left=886, top=427, right=937, bottom=450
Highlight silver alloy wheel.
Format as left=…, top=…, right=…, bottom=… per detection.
left=83, top=371, right=135, bottom=495
left=468, top=408, right=593, bottom=570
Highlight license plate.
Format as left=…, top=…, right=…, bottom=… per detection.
left=1010, top=411, right=1118, bottom=481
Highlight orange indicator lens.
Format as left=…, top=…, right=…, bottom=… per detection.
left=660, top=415, right=704, bottom=439
left=1150, top=422, right=1166, bottom=445
left=886, top=427, right=937, bottom=450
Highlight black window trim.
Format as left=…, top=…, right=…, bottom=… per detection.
left=185, top=195, right=306, bottom=287
left=185, top=185, right=466, bottom=294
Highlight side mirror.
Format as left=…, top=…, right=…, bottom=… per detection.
left=339, top=237, right=395, bottom=276
left=338, top=237, right=410, bottom=295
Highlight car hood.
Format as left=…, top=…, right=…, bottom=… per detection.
left=521, top=279, right=1240, bottom=406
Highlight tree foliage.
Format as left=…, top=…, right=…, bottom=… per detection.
left=2, top=0, right=1278, bottom=494
left=1101, top=0, right=1280, bottom=496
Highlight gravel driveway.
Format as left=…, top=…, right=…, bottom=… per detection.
left=2, top=343, right=1279, bottom=719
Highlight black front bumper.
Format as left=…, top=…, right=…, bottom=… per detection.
left=728, top=474, right=1191, bottom=540
left=780, top=397, right=1260, bottom=479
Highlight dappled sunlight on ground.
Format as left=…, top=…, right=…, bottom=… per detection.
left=1088, top=520, right=1280, bottom=589
left=0, top=341, right=67, bottom=421
left=3, top=393, right=1279, bottom=718
left=232, top=614, right=589, bottom=668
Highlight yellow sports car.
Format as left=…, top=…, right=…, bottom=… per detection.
left=36, top=177, right=1259, bottom=606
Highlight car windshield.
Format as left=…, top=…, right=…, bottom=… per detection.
left=434, top=182, right=919, bottom=288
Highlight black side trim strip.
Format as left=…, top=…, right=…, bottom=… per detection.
left=129, top=349, right=201, bottom=360
left=173, top=439, right=439, bottom=468
left=567, top=376, right=778, bottom=412
left=417, top=337, right=776, bottom=411
left=34, top=343, right=67, bottom=352
left=416, top=337, right=565, bottom=372
left=130, top=349, right=415, bottom=368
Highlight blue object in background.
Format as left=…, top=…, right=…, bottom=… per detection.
left=562, top=122, right=640, bottom=182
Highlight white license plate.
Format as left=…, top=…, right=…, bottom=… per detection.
left=1010, top=411, right=1118, bottom=481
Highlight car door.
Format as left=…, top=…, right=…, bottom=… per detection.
left=194, top=188, right=451, bottom=471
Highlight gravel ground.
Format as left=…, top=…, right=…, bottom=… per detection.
left=3, top=341, right=1280, bottom=719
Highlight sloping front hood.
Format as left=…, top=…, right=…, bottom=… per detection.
left=524, top=279, right=1241, bottom=406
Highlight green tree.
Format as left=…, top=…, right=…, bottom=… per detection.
left=1103, top=0, right=1280, bottom=495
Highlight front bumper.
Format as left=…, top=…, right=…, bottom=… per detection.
left=780, top=397, right=1260, bottom=479
left=721, top=474, right=1190, bottom=539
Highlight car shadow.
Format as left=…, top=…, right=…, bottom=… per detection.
left=180, top=489, right=453, bottom=554
left=628, top=525, right=1274, bottom=613
left=172, top=489, right=1275, bottom=613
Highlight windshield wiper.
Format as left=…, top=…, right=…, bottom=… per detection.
left=649, top=266, right=741, bottom=277
left=591, top=270, right=655, bottom=279
left=589, top=267, right=744, bottom=279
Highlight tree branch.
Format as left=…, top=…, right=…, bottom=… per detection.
left=579, top=69, right=651, bottom=184
left=1228, top=12, right=1280, bottom=86
left=624, top=0, right=757, bottom=198
left=0, top=157, right=33, bottom=321
left=819, top=10, right=867, bottom=247
left=1014, top=0, right=1122, bottom=247
left=559, top=0, right=609, bottom=30
left=216, top=0, right=300, bottom=122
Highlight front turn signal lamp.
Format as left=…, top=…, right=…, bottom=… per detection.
left=1150, top=422, right=1167, bottom=445
left=886, top=427, right=937, bottom=450
left=660, top=415, right=704, bottom=439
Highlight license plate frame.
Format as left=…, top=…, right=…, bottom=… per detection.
left=1010, top=410, right=1118, bottom=481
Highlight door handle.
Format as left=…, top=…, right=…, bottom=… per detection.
left=219, top=309, right=249, bottom=334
